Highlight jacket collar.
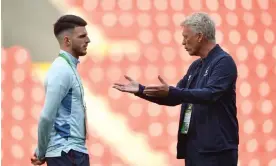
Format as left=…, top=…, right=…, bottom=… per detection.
left=201, top=44, right=222, bottom=64
left=59, top=50, right=79, bottom=67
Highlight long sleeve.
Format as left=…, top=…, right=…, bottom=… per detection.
left=35, top=67, right=71, bottom=159
left=134, top=75, right=189, bottom=106
left=168, top=56, right=237, bottom=104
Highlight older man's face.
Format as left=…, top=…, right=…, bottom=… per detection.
left=182, top=26, right=202, bottom=56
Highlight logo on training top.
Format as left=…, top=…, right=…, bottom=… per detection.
left=204, top=66, right=210, bottom=76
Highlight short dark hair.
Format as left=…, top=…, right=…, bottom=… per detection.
left=54, top=15, right=87, bottom=37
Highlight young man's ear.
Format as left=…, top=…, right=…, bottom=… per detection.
left=64, top=36, right=71, bottom=46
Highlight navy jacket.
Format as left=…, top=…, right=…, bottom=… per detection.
left=135, top=45, right=239, bottom=159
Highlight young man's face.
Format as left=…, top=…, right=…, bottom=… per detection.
left=71, top=26, right=90, bottom=56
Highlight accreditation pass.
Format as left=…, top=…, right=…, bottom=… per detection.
left=180, top=104, right=193, bottom=134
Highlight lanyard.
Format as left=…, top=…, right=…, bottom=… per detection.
left=59, top=53, right=86, bottom=109
left=59, top=53, right=88, bottom=139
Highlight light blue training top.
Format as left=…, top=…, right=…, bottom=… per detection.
left=35, top=50, right=88, bottom=159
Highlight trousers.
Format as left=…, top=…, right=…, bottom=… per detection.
left=46, top=150, right=90, bottom=166
left=185, top=149, right=238, bottom=166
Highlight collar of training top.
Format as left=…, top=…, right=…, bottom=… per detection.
left=59, top=50, right=80, bottom=67
left=201, top=44, right=222, bottom=64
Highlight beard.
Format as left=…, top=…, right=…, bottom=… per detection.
left=72, top=45, right=86, bottom=57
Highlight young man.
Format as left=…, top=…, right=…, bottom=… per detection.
left=31, top=15, right=90, bottom=166
left=113, top=12, right=239, bottom=166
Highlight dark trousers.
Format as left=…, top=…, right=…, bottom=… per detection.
left=46, top=150, right=90, bottom=166
left=185, top=149, right=238, bottom=166
left=184, top=133, right=238, bottom=166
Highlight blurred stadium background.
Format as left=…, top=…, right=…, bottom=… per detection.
left=1, top=0, right=276, bottom=166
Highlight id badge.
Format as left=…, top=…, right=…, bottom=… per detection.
left=180, top=104, right=193, bottom=134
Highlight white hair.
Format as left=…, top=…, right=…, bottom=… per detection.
left=181, top=12, right=216, bottom=42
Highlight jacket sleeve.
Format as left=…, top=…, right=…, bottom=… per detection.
left=168, top=56, right=237, bottom=104
left=35, top=66, right=71, bottom=159
left=134, top=69, right=191, bottom=106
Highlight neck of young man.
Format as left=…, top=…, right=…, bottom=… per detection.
left=61, top=47, right=79, bottom=59
left=197, top=41, right=217, bottom=59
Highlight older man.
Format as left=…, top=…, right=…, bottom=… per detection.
left=113, top=12, right=239, bottom=166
